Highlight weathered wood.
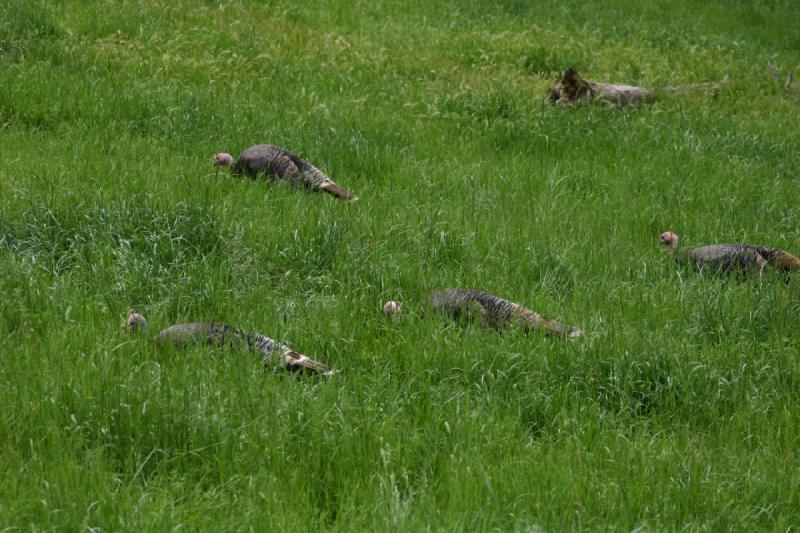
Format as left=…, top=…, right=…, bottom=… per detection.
left=547, top=68, right=727, bottom=106
left=548, top=68, right=652, bottom=106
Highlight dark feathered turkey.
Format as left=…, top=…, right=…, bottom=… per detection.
left=659, top=231, right=800, bottom=276
left=382, top=289, right=582, bottom=338
left=127, top=313, right=336, bottom=375
left=213, top=144, right=358, bottom=202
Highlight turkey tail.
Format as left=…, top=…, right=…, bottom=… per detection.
left=280, top=347, right=337, bottom=376
left=732, top=245, right=800, bottom=274
left=755, top=248, right=800, bottom=282
left=540, top=316, right=583, bottom=339
left=298, top=159, right=358, bottom=202
left=767, top=250, right=800, bottom=272
left=247, top=332, right=336, bottom=375
left=515, top=306, right=582, bottom=339
left=319, top=180, right=359, bottom=202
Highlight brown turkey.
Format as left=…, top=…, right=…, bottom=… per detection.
left=127, top=313, right=336, bottom=375
left=659, top=231, right=800, bottom=277
left=382, top=289, right=582, bottom=339
left=213, top=144, right=358, bottom=202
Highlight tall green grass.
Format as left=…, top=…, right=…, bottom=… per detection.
left=1, top=0, right=799, bottom=529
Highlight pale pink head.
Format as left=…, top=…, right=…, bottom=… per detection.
left=382, top=300, right=401, bottom=318
left=659, top=231, right=679, bottom=252
left=127, top=312, right=148, bottom=335
left=213, top=152, right=234, bottom=167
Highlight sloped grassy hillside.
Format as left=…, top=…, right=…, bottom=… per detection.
left=1, top=0, right=799, bottom=529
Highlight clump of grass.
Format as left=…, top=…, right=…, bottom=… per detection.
left=0, top=0, right=60, bottom=61
left=521, top=45, right=590, bottom=76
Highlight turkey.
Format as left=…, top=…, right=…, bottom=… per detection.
left=382, top=289, right=582, bottom=339
left=127, top=313, right=336, bottom=375
left=213, top=144, right=358, bottom=202
left=659, top=231, right=800, bottom=277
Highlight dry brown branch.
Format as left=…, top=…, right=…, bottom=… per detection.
left=768, top=60, right=782, bottom=88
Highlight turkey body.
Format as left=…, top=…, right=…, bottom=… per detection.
left=677, top=244, right=800, bottom=276
left=233, top=144, right=358, bottom=202
left=425, top=288, right=582, bottom=338
left=660, top=231, right=800, bottom=278
left=152, top=321, right=335, bottom=375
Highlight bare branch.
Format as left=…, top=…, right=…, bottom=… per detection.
left=768, top=60, right=781, bottom=87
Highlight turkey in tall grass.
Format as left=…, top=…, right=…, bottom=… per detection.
left=213, top=144, right=358, bottom=202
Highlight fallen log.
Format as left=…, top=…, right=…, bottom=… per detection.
left=547, top=68, right=727, bottom=106
left=547, top=68, right=652, bottom=106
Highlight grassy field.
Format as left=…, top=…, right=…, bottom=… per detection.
left=2, top=0, right=800, bottom=529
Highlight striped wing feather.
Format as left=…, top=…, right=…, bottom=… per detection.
left=234, top=144, right=357, bottom=201
left=427, top=289, right=581, bottom=338
left=157, top=322, right=334, bottom=375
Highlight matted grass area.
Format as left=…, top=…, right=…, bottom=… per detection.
left=1, top=0, right=799, bottom=529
